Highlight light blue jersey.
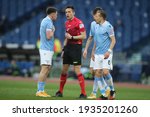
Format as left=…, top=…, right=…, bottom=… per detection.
left=90, top=21, right=114, bottom=54
left=40, top=16, right=54, bottom=51
left=89, top=21, right=99, bottom=49
left=89, top=21, right=97, bottom=37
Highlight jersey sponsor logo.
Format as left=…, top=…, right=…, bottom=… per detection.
left=79, top=24, right=84, bottom=28
left=108, top=25, right=112, bottom=28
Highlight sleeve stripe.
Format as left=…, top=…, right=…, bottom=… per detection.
left=46, top=29, right=53, bottom=31
left=109, top=34, right=114, bottom=37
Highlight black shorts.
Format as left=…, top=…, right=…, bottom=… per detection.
left=63, top=44, right=82, bottom=65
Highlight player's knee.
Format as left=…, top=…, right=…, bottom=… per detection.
left=74, top=70, right=81, bottom=75
left=62, top=65, right=69, bottom=74
left=103, top=70, right=109, bottom=76
left=91, top=71, right=95, bottom=76
left=95, top=70, right=103, bottom=77
left=47, top=66, right=51, bottom=71
left=61, top=69, right=68, bottom=75
left=90, top=68, right=94, bottom=76
left=74, top=66, right=81, bottom=75
left=45, top=66, right=51, bottom=71
left=41, top=65, right=50, bottom=74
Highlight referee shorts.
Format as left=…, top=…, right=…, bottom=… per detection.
left=63, top=44, right=82, bottom=65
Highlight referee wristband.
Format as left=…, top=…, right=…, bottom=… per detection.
left=108, top=49, right=112, bottom=53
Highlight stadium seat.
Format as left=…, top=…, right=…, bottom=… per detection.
left=0, top=0, right=150, bottom=52
left=0, top=0, right=47, bottom=21
left=131, top=64, right=142, bottom=82
left=17, top=0, right=25, bottom=17
left=1, top=0, right=9, bottom=17
left=9, top=0, right=17, bottom=21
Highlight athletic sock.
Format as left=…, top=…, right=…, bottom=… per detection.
left=77, top=73, right=86, bottom=95
left=92, top=77, right=98, bottom=95
left=104, top=73, right=115, bottom=91
left=95, top=77, right=107, bottom=97
left=37, top=82, right=45, bottom=92
left=59, top=73, right=67, bottom=93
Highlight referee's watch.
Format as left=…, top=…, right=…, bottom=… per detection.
left=71, top=36, right=74, bottom=40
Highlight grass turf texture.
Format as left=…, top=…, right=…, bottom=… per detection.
left=0, top=79, right=150, bottom=100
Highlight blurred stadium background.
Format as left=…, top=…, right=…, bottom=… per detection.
left=0, top=0, right=150, bottom=99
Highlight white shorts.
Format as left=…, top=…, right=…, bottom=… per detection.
left=39, top=49, right=54, bottom=65
left=89, top=58, right=94, bottom=68
left=94, top=54, right=113, bottom=70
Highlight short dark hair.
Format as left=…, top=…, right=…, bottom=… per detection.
left=99, top=10, right=107, bottom=19
left=46, top=7, right=57, bottom=15
left=65, top=5, right=75, bottom=11
left=93, top=7, right=103, bottom=15
left=93, top=7, right=107, bottom=19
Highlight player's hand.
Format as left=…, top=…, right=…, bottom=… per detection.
left=104, top=51, right=110, bottom=59
left=61, top=51, right=64, bottom=58
left=65, top=33, right=72, bottom=39
left=61, top=47, right=65, bottom=58
left=91, top=54, right=95, bottom=61
left=83, top=49, right=87, bottom=59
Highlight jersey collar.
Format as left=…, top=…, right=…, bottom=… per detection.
left=100, top=20, right=106, bottom=26
left=68, top=16, right=75, bottom=22
left=46, top=16, right=52, bottom=22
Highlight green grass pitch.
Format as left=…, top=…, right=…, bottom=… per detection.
left=0, top=79, right=150, bottom=100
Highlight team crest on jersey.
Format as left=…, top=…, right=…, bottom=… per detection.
left=66, top=28, right=70, bottom=32
left=79, top=24, right=84, bottom=28
left=108, top=25, right=112, bottom=28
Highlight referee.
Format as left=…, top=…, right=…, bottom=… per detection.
left=55, top=6, right=87, bottom=98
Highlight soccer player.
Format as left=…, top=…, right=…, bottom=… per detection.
left=83, top=21, right=99, bottom=99
left=55, top=6, right=87, bottom=98
left=83, top=7, right=116, bottom=100
left=83, top=8, right=102, bottom=99
left=36, top=7, right=57, bottom=97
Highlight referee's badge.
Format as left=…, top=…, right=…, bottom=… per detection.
left=79, top=24, right=84, bottom=28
